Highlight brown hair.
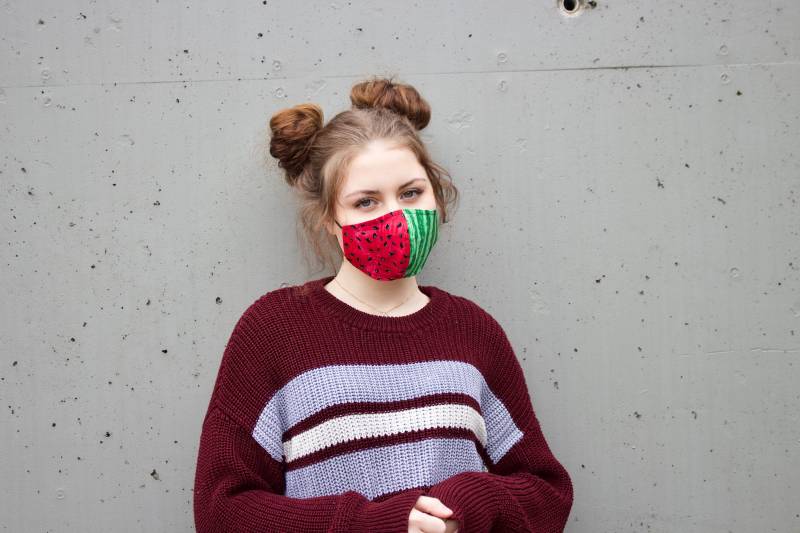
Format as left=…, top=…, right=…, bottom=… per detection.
left=267, top=75, right=459, bottom=276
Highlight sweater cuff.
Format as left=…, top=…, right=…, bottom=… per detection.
left=345, top=487, right=426, bottom=533
left=426, top=471, right=501, bottom=532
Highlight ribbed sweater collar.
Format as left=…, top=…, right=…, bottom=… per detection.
left=305, top=275, right=452, bottom=334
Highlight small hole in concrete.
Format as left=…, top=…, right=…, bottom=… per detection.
left=559, top=0, right=582, bottom=15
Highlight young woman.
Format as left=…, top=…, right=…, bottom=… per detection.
left=193, top=76, right=573, bottom=533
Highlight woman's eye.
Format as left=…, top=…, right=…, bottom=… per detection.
left=355, top=189, right=422, bottom=209
left=355, top=198, right=374, bottom=209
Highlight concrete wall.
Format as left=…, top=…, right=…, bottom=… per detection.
left=1, top=1, right=798, bottom=531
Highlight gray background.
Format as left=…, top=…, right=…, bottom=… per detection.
left=2, top=1, right=799, bottom=532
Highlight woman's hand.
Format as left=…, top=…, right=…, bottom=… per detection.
left=407, top=495, right=460, bottom=532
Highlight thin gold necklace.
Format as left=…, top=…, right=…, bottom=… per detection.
left=333, top=276, right=417, bottom=316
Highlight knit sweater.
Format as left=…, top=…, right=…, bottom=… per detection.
left=193, top=275, right=573, bottom=533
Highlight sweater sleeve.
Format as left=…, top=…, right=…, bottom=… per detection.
left=424, top=319, right=574, bottom=533
left=193, top=299, right=425, bottom=533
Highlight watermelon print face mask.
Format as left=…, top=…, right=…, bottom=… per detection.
left=335, top=208, right=440, bottom=281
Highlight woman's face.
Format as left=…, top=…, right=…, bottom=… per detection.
left=329, top=139, right=437, bottom=236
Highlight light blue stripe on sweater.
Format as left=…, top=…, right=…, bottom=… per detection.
left=252, top=359, right=524, bottom=467
left=284, top=437, right=488, bottom=500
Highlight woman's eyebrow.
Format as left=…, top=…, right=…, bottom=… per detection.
left=344, top=177, right=426, bottom=198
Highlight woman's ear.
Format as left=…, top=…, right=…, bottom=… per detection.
left=325, top=218, right=338, bottom=237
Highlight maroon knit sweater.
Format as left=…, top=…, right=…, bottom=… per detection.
left=193, top=275, right=573, bottom=532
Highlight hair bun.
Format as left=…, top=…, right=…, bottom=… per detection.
left=268, top=103, right=324, bottom=184
left=350, top=76, right=431, bottom=130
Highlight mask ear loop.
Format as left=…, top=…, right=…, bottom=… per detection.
left=335, top=220, right=343, bottom=229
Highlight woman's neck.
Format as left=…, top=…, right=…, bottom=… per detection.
left=324, top=262, right=429, bottom=316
